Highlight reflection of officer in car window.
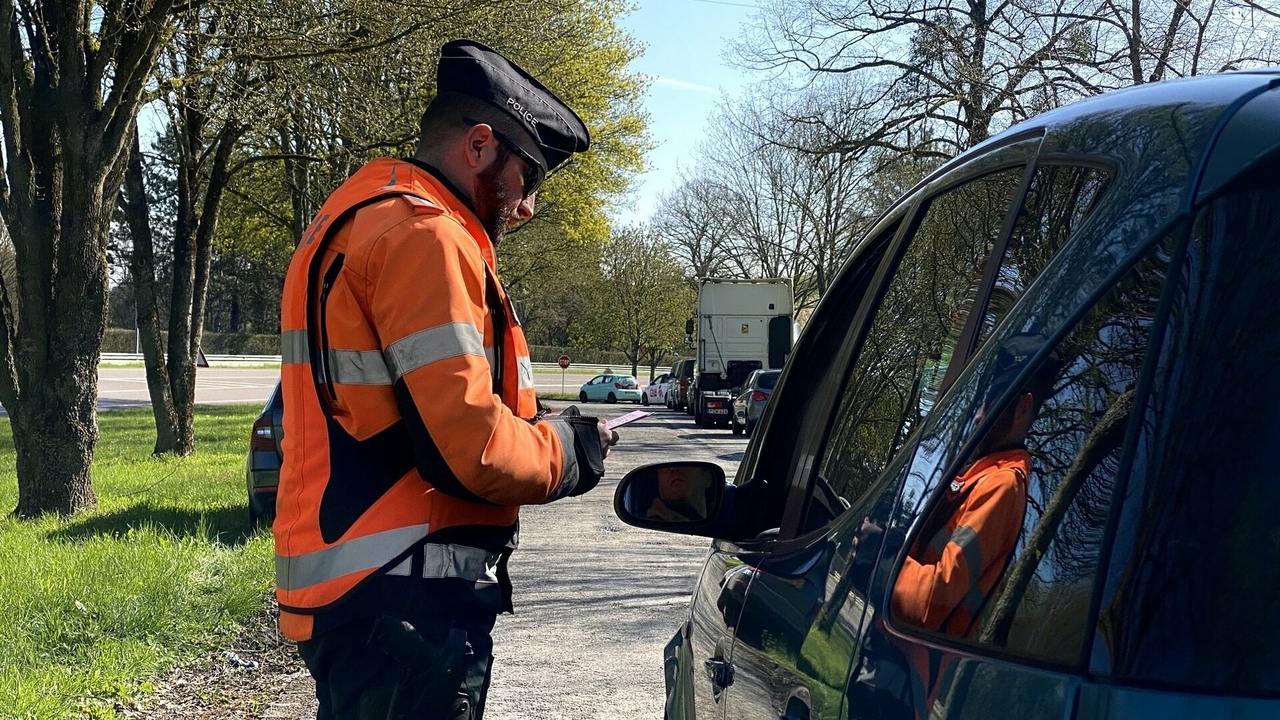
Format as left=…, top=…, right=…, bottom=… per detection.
left=646, top=466, right=708, bottom=522
left=891, top=333, right=1061, bottom=638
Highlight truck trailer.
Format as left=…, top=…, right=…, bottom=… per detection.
left=689, top=278, right=794, bottom=428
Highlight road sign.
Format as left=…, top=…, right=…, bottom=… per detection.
left=558, top=355, right=571, bottom=369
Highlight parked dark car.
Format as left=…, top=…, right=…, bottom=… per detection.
left=614, top=71, right=1280, bottom=720
left=669, top=358, right=695, bottom=412
left=731, top=369, right=780, bottom=436
left=246, top=383, right=283, bottom=529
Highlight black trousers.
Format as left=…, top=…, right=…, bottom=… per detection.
left=298, top=577, right=502, bottom=720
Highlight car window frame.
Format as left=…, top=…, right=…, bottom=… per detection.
left=938, top=155, right=1115, bottom=396
left=772, top=132, right=1047, bottom=546
left=877, top=223, right=1183, bottom=673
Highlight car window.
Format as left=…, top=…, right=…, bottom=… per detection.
left=1098, top=164, right=1280, bottom=693
left=805, top=167, right=1026, bottom=532
left=975, top=163, right=1111, bottom=348
left=758, top=372, right=779, bottom=390
left=727, top=216, right=903, bottom=540
left=887, top=233, right=1171, bottom=666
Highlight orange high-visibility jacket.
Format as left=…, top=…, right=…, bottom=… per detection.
left=274, top=158, right=583, bottom=641
left=891, top=448, right=1029, bottom=638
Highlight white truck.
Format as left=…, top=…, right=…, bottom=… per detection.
left=688, top=278, right=794, bottom=428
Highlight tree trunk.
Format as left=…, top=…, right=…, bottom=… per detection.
left=7, top=153, right=118, bottom=517
left=0, top=0, right=177, bottom=518
left=167, top=121, right=241, bottom=455
left=11, top=379, right=98, bottom=516
left=123, top=129, right=181, bottom=454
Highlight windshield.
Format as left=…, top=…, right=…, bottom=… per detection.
left=617, top=377, right=637, bottom=388
left=726, top=360, right=762, bottom=389
left=758, top=371, right=780, bottom=390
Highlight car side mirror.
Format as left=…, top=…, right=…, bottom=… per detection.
left=614, top=461, right=726, bottom=534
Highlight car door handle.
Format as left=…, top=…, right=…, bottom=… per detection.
left=704, top=657, right=735, bottom=689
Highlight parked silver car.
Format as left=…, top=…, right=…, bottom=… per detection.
left=730, top=369, right=780, bottom=436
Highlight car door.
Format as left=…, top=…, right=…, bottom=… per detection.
left=723, top=137, right=1085, bottom=720
left=863, top=218, right=1175, bottom=720
left=650, top=373, right=670, bottom=403
left=584, top=375, right=604, bottom=401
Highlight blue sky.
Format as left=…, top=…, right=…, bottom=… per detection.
left=611, top=0, right=761, bottom=226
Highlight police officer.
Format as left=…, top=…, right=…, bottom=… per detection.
left=891, top=333, right=1061, bottom=639
left=273, top=40, right=615, bottom=719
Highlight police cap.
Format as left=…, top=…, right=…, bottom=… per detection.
left=437, top=39, right=590, bottom=173
left=983, top=332, right=1062, bottom=409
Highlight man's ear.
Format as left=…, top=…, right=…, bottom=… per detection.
left=463, top=123, right=496, bottom=170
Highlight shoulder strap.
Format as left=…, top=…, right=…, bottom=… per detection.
left=484, top=266, right=505, bottom=394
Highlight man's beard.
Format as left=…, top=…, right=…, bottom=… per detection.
left=474, top=147, right=515, bottom=245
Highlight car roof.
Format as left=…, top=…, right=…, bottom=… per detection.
left=895, top=71, right=1280, bottom=220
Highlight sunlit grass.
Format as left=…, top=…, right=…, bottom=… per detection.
left=0, top=406, right=274, bottom=719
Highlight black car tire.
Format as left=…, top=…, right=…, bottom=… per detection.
left=249, top=497, right=275, bottom=531
left=642, top=394, right=650, bottom=406
left=745, top=418, right=754, bottom=437
left=607, top=392, right=617, bottom=404
left=579, top=391, right=588, bottom=403
left=731, top=417, right=743, bottom=435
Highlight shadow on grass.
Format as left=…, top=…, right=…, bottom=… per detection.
left=47, top=501, right=256, bottom=547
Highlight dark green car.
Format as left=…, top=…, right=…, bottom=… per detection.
left=616, top=70, right=1280, bottom=720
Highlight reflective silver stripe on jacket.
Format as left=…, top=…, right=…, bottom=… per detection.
left=282, top=329, right=310, bottom=365
left=386, top=322, right=486, bottom=380
left=517, top=356, right=535, bottom=390
left=383, top=543, right=503, bottom=584
left=328, top=349, right=393, bottom=385
left=950, top=525, right=986, bottom=615
left=275, top=524, right=431, bottom=591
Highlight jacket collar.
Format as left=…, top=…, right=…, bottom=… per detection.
left=953, top=447, right=1030, bottom=490
left=398, top=157, right=497, bottom=269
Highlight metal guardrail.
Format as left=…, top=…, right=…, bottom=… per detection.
left=100, top=353, right=282, bottom=366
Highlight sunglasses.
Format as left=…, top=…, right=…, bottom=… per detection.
left=464, top=118, right=546, bottom=197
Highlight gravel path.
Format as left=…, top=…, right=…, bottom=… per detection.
left=124, top=402, right=742, bottom=719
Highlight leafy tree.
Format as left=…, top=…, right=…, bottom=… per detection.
left=573, top=227, right=695, bottom=378
left=0, top=0, right=178, bottom=516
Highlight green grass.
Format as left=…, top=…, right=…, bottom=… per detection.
left=0, top=406, right=274, bottom=719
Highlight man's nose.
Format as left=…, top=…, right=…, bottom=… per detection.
left=511, top=192, right=536, bottom=224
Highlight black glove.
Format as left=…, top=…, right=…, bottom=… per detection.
left=559, top=414, right=605, bottom=496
